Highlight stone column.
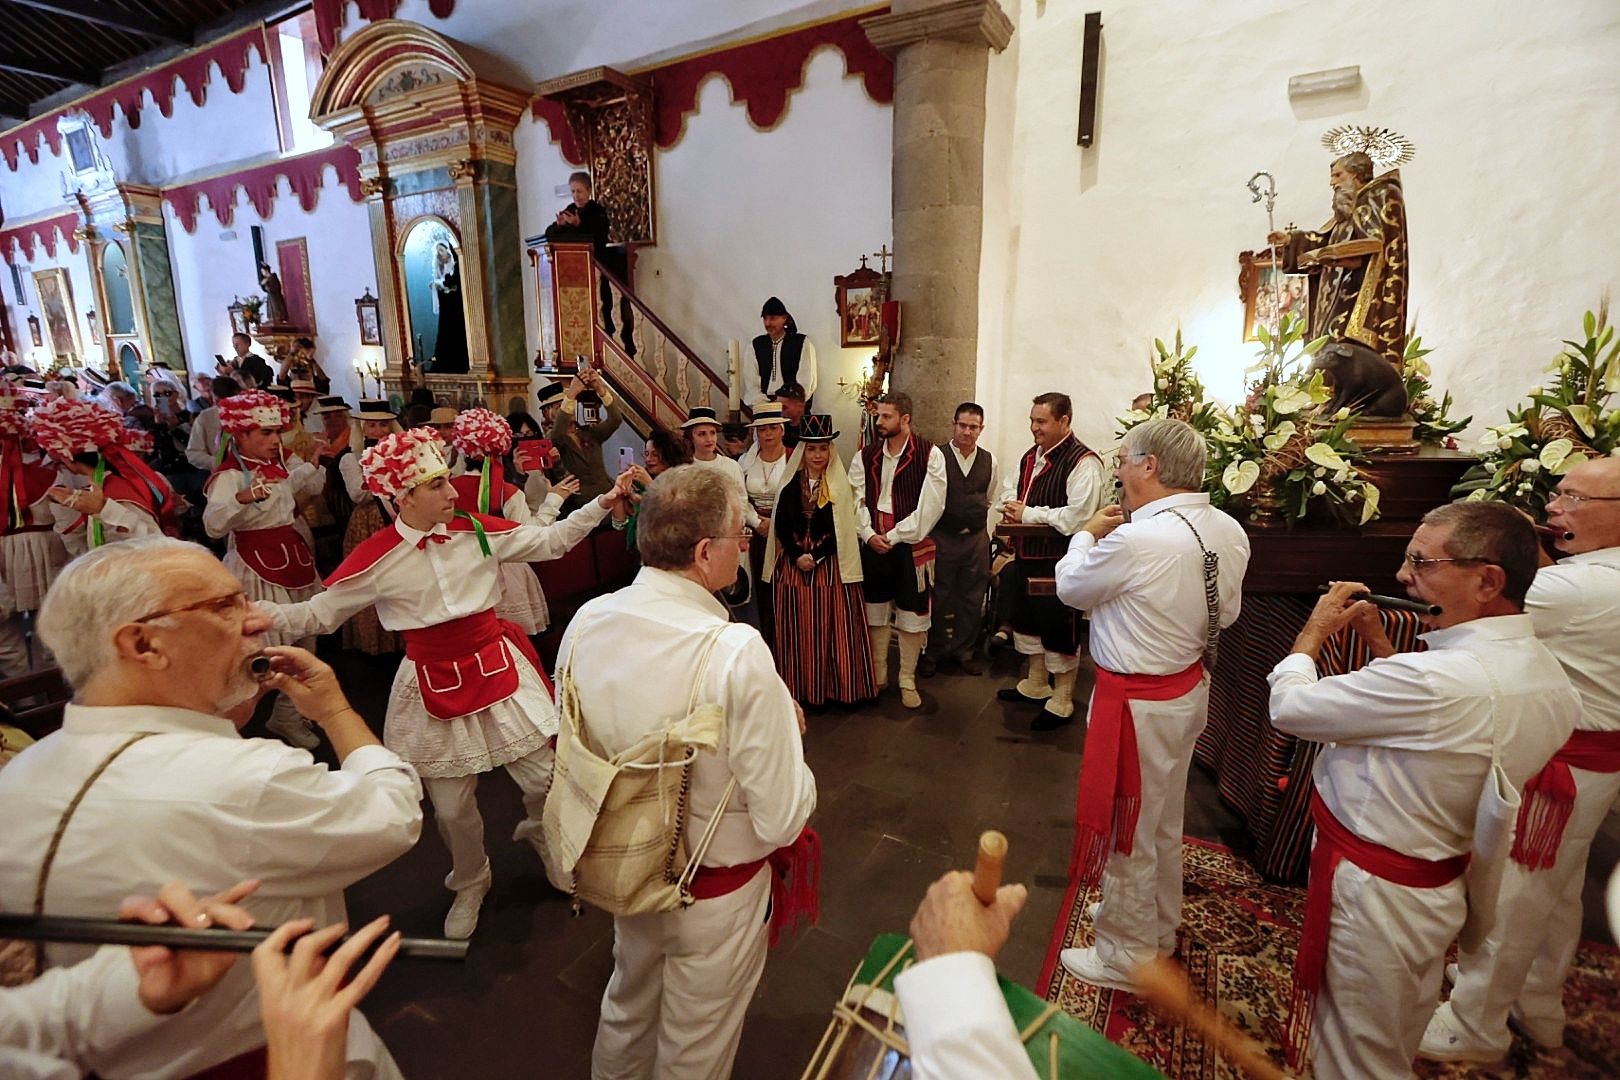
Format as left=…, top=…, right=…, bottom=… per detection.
left=863, top=0, right=1012, bottom=435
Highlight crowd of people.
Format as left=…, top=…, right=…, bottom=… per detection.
left=0, top=344, right=1616, bottom=1080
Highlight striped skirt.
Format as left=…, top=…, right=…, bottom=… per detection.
left=773, top=554, right=877, bottom=706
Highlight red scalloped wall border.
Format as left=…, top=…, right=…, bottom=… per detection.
left=1, top=27, right=269, bottom=173
left=161, top=143, right=365, bottom=233
left=530, top=8, right=894, bottom=166
left=0, top=211, right=82, bottom=263
left=312, top=0, right=458, bottom=56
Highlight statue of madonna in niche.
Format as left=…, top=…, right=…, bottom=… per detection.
left=401, top=219, right=470, bottom=374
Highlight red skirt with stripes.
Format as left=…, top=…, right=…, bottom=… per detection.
left=772, top=554, right=877, bottom=706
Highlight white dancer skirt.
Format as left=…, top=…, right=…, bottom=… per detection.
left=1, top=530, right=67, bottom=612
left=495, top=562, right=550, bottom=635
left=385, top=646, right=557, bottom=779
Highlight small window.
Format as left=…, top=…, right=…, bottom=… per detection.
left=268, top=10, right=332, bottom=155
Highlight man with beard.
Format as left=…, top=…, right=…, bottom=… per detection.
left=1269, top=150, right=1411, bottom=366
left=0, top=536, right=422, bottom=1078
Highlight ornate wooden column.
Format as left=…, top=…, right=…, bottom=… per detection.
left=76, top=183, right=185, bottom=381
left=863, top=0, right=1013, bottom=430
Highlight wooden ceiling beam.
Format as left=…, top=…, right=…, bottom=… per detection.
left=0, top=50, right=99, bottom=87
left=5, top=1, right=192, bottom=45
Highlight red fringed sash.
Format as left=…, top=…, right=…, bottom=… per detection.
left=1511, top=729, right=1620, bottom=871
left=689, top=825, right=821, bottom=947
left=1286, top=792, right=1470, bottom=1072
left=1068, top=662, right=1204, bottom=884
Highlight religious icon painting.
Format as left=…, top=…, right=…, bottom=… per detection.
left=1238, top=249, right=1308, bottom=342
left=834, top=262, right=888, bottom=348
left=32, top=268, right=81, bottom=363
left=27, top=315, right=43, bottom=349
left=355, top=288, right=383, bottom=345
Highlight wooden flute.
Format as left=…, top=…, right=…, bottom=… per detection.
left=1317, top=586, right=1441, bottom=616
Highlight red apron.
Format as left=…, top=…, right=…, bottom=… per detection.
left=233, top=524, right=318, bottom=589
left=1511, top=728, right=1620, bottom=870
left=401, top=608, right=548, bottom=720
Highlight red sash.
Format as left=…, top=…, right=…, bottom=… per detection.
left=1286, top=792, right=1471, bottom=1070
left=1511, top=729, right=1620, bottom=871
left=233, top=524, right=318, bottom=589
left=1068, top=661, right=1204, bottom=884
left=874, top=510, right=936, bottom=587
left=401, top=608, right=548, bottom=720
left=689, top=826, right=821, bottom=947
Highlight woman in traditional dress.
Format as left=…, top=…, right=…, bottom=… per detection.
left=338, top=400, right=404, bottom=655
left=684, top=406, right=758, bottom=623
left=736, top=401, right=791, bottom=648
left=448, top=408, right=580, bottom=639
left=0, top=388, right=66, bottom=674
left=763, top=414, right=876, bottom=707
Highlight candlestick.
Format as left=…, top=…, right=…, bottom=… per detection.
left=727, top=339, right=741, bottom=414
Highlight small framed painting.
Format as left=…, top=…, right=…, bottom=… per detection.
left=834, top=262, right=888, bottom=348
left=355, top=289, right=382, bottom=345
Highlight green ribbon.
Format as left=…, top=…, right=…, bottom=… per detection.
left=452, top=510, right=492, bottom=557
left=478, top=457, right=492, bottom=515
left=88, top=455, right=107, bottom=549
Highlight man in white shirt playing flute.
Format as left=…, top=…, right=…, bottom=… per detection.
left=1421, top=457, right=1620, bottom=1063
left=1268, top=500, right=1578, bottom=1080
left=1053, top=418, right=1249, bottom=991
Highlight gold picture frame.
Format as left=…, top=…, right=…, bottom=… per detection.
left=32, top=267, right=82, bottom=363
left=1237, top=249, right=1309, bottom=343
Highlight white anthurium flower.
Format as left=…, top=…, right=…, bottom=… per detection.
left=1305, top=442, right=1349, bottom=471
left=1467, top=488, right=1489, bottom=502
left=1553, top=452, right=1586, bottom=475
left=1262, top=420, right=1297, bottom=451
left=1359, top=483, right=1381, bottom=524
left=1272, top=387, right=1313, bottom=415
left=1538, top=438, right=1573, bottom=471
left=1520, top=458, right=1541, bottom=474
left=1312, top=480, right=1327, bottom=495
left=1406, top=357, right=1431, bottom=377
left=1335, top=406, right=1352, bottom=420
left=1223, top=459, right=1261, bottom=495
left=1566, top=405, right=1596, bottom=438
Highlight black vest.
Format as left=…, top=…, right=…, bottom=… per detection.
left=752, top=333, right=805, bottom=391
left=937, top=445, right=993, bottom=534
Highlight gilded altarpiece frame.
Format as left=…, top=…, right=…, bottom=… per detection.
left=310, top=22, right=530, bottom=407
left=534, top=68, right=657, bottom=247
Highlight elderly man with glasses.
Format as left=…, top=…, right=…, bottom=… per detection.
left=0, top=536, right=423, bottom=1078
left=1266, top=500, right=1579, bottom=1080
left=1420, top=457, right=1620, bottom=1064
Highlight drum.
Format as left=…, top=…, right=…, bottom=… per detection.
left=801, top=934, right=1164, bottom=1079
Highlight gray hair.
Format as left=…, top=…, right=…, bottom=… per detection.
left=1121, top=417, right=1206, bottom=491
left=1421, top=500, right=1538, bottom=606
left=38, top=537, right=206, bottom=688
left=634, top=465, right=740, bottom=571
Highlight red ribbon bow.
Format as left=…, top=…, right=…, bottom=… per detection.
left=415, top=532, right=450, bottom=550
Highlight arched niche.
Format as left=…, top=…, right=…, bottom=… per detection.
left=310, top=21, right=530, bottom=406
left=101, top=242, right=136, bottom=337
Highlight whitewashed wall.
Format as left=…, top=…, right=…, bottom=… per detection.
left=977, top=0, right=1620, bottom=467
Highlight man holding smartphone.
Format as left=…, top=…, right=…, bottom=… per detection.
left=548, top=367, right=624, bottom=511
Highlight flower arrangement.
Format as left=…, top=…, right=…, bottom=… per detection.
left=1208, top=315, right=1380, bottom=525
left=1466, top=301, right=1620, bottom=515
left=1401, top=336, right=1469, bottom=448
left=1116, top=329, right=1222, bottom=439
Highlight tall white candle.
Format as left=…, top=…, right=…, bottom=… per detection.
left=727, top=339, right=741, bottom=414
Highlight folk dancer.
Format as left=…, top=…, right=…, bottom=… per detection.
left=849, top=392, right=947, bottom=710
left=1267, top=501, right=1578, bottom=1080
left=922, top=401, right=997, bottom=677
left=0, top=388, right=67, bottom=674
left=203, top=389, right=327, bottom=750
left=267, top=428, right=632, bottom=939
left=558, top=465, right=816, bottom=1079
left=996, top=393, right=1108, bottom=728
left=1053, top=418, right=1250, bottom=991
left=35, top=396, right=179, bottom=556
left=1421, top=457, right=1620, bottom=1063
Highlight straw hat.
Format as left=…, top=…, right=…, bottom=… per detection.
left=748, top=402, right=786, bottom=428
left=680, top=405, right=721, bottom=429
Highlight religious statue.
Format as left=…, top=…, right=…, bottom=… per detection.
left=259, top=262, right=291, bottom=327
left=1269, top=151, right=1409, bottom=367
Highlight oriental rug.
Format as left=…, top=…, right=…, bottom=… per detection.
left=1037, top=838, right=1620, bottom=1079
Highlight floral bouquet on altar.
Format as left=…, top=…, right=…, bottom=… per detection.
left=1115, top=329, right=1223, bottom=439
left=1401, top=336, right=1469, bottom=448
left=1464, top=301, right=1620, bottom=515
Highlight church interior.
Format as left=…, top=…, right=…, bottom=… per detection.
left=0, top=1, right=1618, bottom=1077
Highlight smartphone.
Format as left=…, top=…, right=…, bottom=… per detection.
left=513, top=437, right=548, bottom=474
left=617, top=446, right=638, bottom=473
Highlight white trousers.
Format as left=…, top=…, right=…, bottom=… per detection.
left=1011, top=631, right=1080, bottom=674
left=1313, top=863, right=1465, bottom=1080
left=592, top=868, right=771, bottom=1080
left=1091, top=679, right=1208, bottom=973
left=1447, top=764, right=1620, bottom=1049
left=421, top=742, right=555, bottom=892
left=865, top=600, right=930, bottom=634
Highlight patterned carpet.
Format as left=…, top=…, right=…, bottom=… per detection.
left=1037, top=838, right=1620, bottom=1079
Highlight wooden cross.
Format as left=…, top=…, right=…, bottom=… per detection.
left=858, top=254, right=870, bottom=269
left=872, top=245, right=893, bottom=273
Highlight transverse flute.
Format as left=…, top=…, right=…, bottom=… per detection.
left=1316, top=586, right=1441, bottom=616
left=0, top=914, right=468, bottom=961
left=1534, top=524, right=1575, bottom=542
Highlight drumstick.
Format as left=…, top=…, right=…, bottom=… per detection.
left=972, top=830, right=1007, bottom=905
left=0, top=914, right=468, bottom=961
left=1132, top=957, right=1291, bottom=1080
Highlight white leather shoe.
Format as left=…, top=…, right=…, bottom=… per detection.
left=1059, top=946, right=1140, bottom=994
left=1417, top=1002, right=1506, bottom=1064
left=1444, top=960, right=1459, bottom=985
left=444, top=879, right=492, bottom=940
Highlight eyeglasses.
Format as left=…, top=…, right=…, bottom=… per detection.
left=1402, top=553, right=1490, bottom=573
left=1548, top=491, right=1620, bottom=508
left=707, top=527, right=754, bottom=549
left=132, top=590, right=250, bottom=624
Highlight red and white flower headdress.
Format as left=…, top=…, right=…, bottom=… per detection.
left=218, top=390, right=288, bottom=434
left=360, top=428, right=449, bottom=501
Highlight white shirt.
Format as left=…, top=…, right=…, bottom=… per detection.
left=0, top=704, right=423, bottom=1078
left=1055, top=492, right=1250, bottom=674
left=1268, top=614, right=1579, bottom=859
left=272, top=501, right=609, bottom=636
left=0, top=946, right=155, bottom=1080
left=849, top=441, right=948, bottom=545
left=184, top=405, right=222, bottom=471
left=741, top=335, right=818, bottom=407
left=202, top=456, right=326, bottom=541
left=736, top=443, right=791, bottom=514
left=1526, top=546, right=1620, bottom=732
left=946, top=441, right=1001, bottom=536
left=996, top=444, right=1108, bottom=536
left=894, top=952, right=1039, bottom=1080
left=48, top=469, right=163, bottom=556
left=557, top=567, right=816, bottom=866
left=689, top=454, right=761, bottom=531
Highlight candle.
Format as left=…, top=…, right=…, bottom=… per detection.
left=727, top=339, right=741, bottom=413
